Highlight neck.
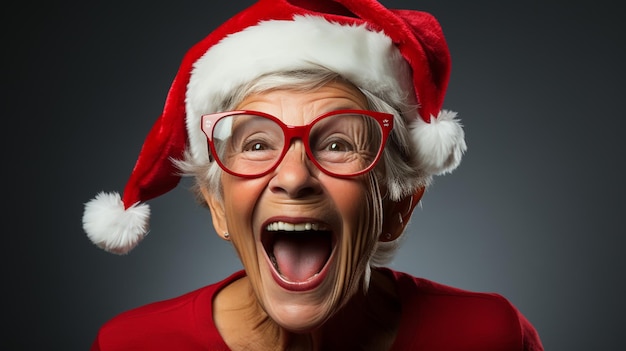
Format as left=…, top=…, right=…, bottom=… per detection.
left=214, top=269, right=401, bottom=351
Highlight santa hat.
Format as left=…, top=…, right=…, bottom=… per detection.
left=83, top=0, right=466, bottom=255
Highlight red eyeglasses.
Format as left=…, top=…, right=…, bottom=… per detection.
left=201, top=109, right=393, bottom=178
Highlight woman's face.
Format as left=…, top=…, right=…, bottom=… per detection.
left=207, top=80, right=383, bottom=332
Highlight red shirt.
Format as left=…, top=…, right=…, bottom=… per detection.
left=91, top=268, right=543, bottom=350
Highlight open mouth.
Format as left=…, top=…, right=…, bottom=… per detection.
left=262, top=220, right=334, bottom=291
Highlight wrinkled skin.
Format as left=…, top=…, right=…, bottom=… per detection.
left=202, top=81, right=422, bottom=350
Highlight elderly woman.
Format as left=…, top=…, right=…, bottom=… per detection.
left=83, top=0, right=543, bottom=350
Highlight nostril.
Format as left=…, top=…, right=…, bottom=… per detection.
left=269, top=175, right=322, bottom=198
left=293, top=184, right=322, bottom=198
left=269, top=165, right=322, bottom=198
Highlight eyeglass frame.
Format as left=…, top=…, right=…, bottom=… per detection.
left=200, top=109, right=394, bottom=178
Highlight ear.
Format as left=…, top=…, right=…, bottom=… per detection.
left=380, top=186, right=425, bottom=242
left=200, top=186, right=229, bottom=240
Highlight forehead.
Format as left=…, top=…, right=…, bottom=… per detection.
left=235, top=80, right=369, bottom=118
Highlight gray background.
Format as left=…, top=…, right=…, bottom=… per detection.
left=13, top=0, right=624, bottom=349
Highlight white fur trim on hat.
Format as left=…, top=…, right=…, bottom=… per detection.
left=409, top=110, right=467, bottom=175
left=185, top=15, right=415, bottom=164
left=82, top=192, right=150, bottom=255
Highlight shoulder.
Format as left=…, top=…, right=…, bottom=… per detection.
left=380, top=268, right=543, bottom=351
left=90, top=271, right=245, bottom=351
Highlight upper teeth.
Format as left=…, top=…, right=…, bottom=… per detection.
left=266, top=221, right=322, bottom=231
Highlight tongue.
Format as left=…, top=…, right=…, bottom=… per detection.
left=273, top=233, right=331, bottom=282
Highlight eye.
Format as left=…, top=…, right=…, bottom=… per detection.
left=242, top=140, right=269, bottom=152
left=324, top=139, right=353, bottom=152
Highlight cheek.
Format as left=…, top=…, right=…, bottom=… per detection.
left=221, top=176, right=267, bottom=260
left=324, top=180, right=380, bottom=299
left=330, top=177, right=381, bottom=289
left=330, top=179, right=379, bottom=254
left=330, top=183, right=368, bottom=220
left=329, top=178, right=379, bottom=234
left=222, top=176, right=266, bottom=224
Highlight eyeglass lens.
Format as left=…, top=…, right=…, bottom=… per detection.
left=211, top=112, right=383, bottom=176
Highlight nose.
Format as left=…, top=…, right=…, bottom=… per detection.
left=268, top=140, right=322, bottom=198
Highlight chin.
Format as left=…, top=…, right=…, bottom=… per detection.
left=255, top=253, right=345, bottom=332
left=269, top=302, right=331, bottom=333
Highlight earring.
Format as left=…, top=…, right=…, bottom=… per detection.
left=223, top=232, right=230, bottom=240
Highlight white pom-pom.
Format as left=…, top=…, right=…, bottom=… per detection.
left=82, top=191, right=150, bottom=255
left=409, top=110, right=467, bottom=175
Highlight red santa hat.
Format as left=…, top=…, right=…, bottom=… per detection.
left=83, top=0, right=466, bottom=254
